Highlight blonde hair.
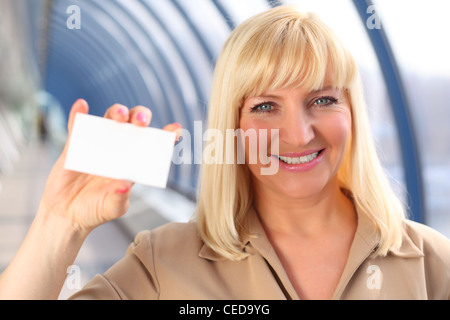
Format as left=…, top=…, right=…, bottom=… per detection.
left=195, top=6, right=406, bottom=260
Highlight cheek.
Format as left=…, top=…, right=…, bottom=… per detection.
left=239, top=117, right=274, bottom=132
left=322, top=111, right=352, bottom=156
left=239, top=119, right=276, bottom=158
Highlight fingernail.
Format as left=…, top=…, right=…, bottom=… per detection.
left=117, top=187, right=131, bottom=194
left=137, top=112, right=148, bottom=123
left=117, top=107, right=127, bottom=116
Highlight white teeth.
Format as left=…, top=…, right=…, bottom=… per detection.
left=277, top=152, right=320, bottom=165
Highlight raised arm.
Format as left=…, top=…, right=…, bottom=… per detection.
left=0, top=99, right=180, bottom=299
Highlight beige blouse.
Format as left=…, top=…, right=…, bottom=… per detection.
left=70, top=207, right=450, bottom=300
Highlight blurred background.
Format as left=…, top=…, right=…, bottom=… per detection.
left=0, top=0, right=448, bottom=299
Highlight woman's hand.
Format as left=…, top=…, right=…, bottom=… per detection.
left=0, top=99, right=181, bottom=299
left=39, top=99, right=181, bottom=233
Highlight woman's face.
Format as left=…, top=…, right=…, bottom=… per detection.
left=239, top=84, right=352, bottom=200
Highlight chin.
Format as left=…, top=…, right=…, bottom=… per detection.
left=259, top=170, right=332, bottom=200
left=276, top=180, right=328, bottom=200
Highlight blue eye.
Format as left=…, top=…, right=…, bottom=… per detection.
left=251, top=102, right=274, bottom=113
left=314, top=97, right=338, bottom=106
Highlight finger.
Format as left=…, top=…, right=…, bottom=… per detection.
left=104, top=104, right=129, bottom=123
left=109, top=180, right=135, bottom=218
left=67, top=99, right=89, bottom=134
left=63, top=99, right=89, bottom=155
left=163, top=123, right=183, bottom=143
left=129, top=106, right=152, bottom=127
left=113, top=180, right=134, bottom=195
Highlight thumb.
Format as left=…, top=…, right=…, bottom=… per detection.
left=105, top=180, right=135, bottom=220
left=62, top=99, right=89, bottom=155
left=67, top=99, right=89, bottom=133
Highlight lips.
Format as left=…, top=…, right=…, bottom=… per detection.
left=275, top=149, right=325, bottom=164
left=273, top=149, right=326, bottom=172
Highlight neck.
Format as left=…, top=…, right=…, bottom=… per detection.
left=253, top=179, right=356, bottom=238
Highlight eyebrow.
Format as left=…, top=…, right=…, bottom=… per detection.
left=256, top=85, right=338, bottom=100
left=310, top=85, right=336, bottom=94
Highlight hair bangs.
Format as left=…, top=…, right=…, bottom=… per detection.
left=236, top=10, right=357, bottom=103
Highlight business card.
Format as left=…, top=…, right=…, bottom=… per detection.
left=64, top=113, right=175, bottom=188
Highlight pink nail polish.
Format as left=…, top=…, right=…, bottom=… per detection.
left=117, top=108, right=127, bottom=116
left=117, top=187, right=131, bottom=194
left=137, top=112, right=148, bottom=123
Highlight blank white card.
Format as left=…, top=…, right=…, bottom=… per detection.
left=64, top=113, right=176, bottom=188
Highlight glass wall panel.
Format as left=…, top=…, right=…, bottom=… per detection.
left=374, top=0, right=450, bottom=235
left=174, top=0, right=231, bottom=59
left=216, top=0, right=272, bottom=24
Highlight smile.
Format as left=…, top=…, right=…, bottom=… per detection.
left=275, top=149, right=325, bottom=165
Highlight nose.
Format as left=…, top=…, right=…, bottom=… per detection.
left=279, top=107, right=315, bottom=147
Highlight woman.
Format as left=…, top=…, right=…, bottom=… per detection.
left=0, top=6, right=449, bottom=300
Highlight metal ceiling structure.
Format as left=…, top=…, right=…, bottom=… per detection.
left=23, top=0, right=424, bottom=222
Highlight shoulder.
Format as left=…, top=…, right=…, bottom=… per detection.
left=135, top=220, right=200, bottom=241
left=373, top=220, right=450, bottom=299
left=401, top=220, right=450, bottom=296
left=72, top=222, right=204, bottom=300
left=403, top=219, right=450, bottom=258
left=130, top=221, right=204, bottom=261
